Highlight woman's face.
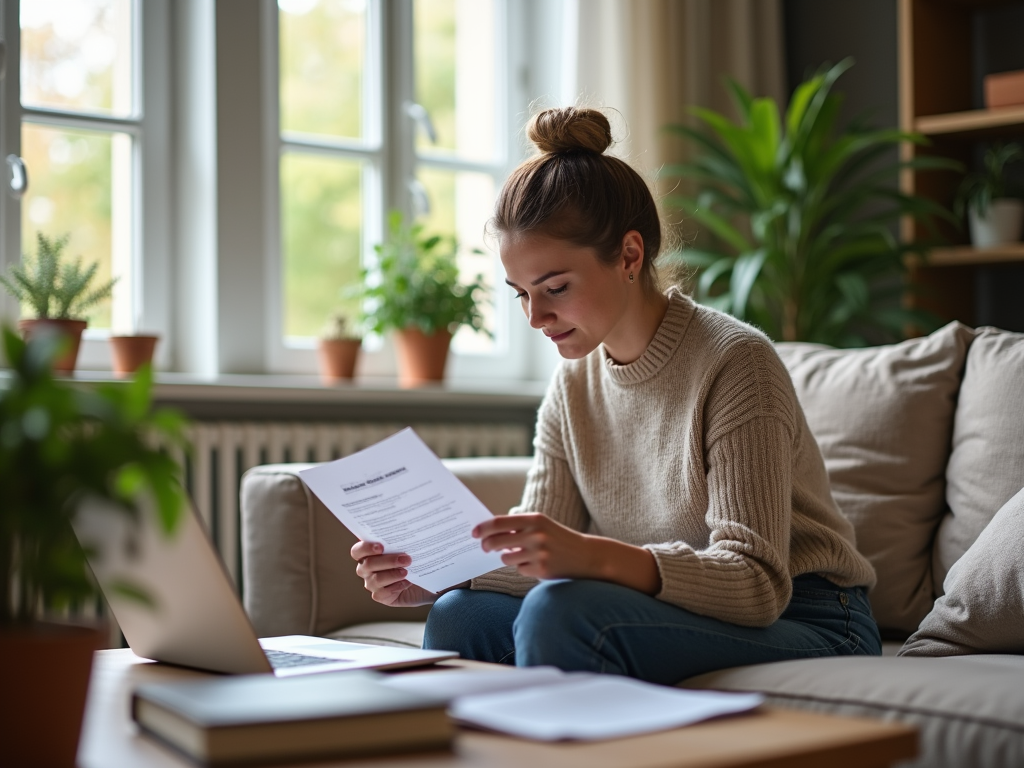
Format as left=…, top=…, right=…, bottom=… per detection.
left=500, top=233, right=633, bottom=360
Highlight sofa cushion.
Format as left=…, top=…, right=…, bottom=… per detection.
left=683, top=654, right=1024, bottom=768
left=328, top=621, right=427, bottom=649
left=934, top=327, right=1024, bottom=593
left=241, top=456, right=531, bottom=638
left=900, top=485, right=1024, bottom=657
left=775, top=322, right=974, bottom=636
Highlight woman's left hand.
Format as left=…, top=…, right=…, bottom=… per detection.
left=473, top=513, right=663, bottom=594
left=472, top=513, right=601, bottom=580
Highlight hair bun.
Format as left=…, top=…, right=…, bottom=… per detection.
left=527, top=107, right=612, bottom=155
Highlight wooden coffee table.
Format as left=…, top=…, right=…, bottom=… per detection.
left=78, top=649, right=917, bottom=768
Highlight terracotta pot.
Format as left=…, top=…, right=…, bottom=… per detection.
left=17, top=318, right=88, bottom=374
left=317, top=338, right=361, bottom=384
left=109, top=334, right=159, bottom=377
left=0, top=622, right=103, bottom=768
left=394, top=328, right=452, bottom=388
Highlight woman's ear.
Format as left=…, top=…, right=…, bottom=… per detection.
left=620, top=230, right=645, bottom=279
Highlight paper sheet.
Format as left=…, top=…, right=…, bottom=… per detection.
left=298, top=428, right=504, bottom=593
left=448, top=675, right=764, bottom=741
left=383, top=666, right=573, bottom=699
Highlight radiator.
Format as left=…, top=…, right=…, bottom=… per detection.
left=178, top=421, right=531, bottom=588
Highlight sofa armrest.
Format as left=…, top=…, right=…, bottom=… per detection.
left=241, top=456, right=532, bottom=638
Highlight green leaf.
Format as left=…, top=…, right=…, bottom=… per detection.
left=748, top=99, right=781, bottom=175
left=697, top=258, right=735, bottom=300
left=725, top=78, right=755, bottom=121
left=671, top=197, right=752, bottom=254
left=730, top=250, right=768, bottom=320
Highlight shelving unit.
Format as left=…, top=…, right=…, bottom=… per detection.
left=898, top=0, right=1024, bottom=328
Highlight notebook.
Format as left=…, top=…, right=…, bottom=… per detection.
left=131, top=671, right=452, bottom=765
left=72, top=493, right=456, bottom=676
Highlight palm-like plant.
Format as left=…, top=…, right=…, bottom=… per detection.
left=663, top=59, right=957, bottom=346
left=0, top=233, right=116, bottom=320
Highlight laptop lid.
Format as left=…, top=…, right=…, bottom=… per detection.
left=73, top=494, right=275, bottom=675
left=74, top=491, right=457, bottom=676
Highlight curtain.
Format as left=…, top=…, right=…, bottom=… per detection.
left=571, top=0, right=786, bottom=190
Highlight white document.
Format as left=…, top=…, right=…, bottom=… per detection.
left=383, top=666, right=573, bottom=699
left=447, top=675, right=764, bottom=741
left=298, top=428, right=504, bottom=593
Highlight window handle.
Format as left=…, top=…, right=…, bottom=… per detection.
left=0, top=38, right=6, bottom=81
left=6, top=155, right=28, bottom=199
left=405, top=102, right=438, bottom=145
left=408, top=178, right=430, bottom=218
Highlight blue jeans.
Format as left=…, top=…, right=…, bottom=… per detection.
left=422, top=575, right=881, bottom=685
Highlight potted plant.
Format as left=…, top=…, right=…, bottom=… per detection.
left=954, top=142, right=1024, bottom=248
left=0, top=328, right=188, bottom=767
left=109, top=333, right=160, bottom=378
left=317, top=311, right=362, bottom=384
left=0, top=232, right=117, bottom=373
left=663, top=59, right=958, bottom=347
left=361, top=211, right=489, bottom=387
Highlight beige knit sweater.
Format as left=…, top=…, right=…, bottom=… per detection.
left=472, top=289, right=876, bottom=627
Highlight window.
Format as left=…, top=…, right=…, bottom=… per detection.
left=0, top=0, right=170, bottom=368
left=269, top=0, right=527, bottom=379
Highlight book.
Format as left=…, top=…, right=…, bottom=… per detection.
left=131, top=670, right=452, bottom=766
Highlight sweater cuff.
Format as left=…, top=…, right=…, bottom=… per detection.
left=470, top=566, right=538, bottom=598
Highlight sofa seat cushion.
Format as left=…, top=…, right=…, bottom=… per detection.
left=328, top=621, right=427, bottom=649
left=683, top=655, right=1024, bottom=768
left=775, top=322, right=975, bottom=636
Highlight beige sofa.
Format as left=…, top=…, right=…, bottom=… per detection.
left=241, top=321, right=1024, bottom=768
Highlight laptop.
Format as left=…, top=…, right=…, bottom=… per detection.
left=72, top=493, right=456, bottom=677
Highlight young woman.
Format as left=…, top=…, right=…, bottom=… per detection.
left=350, top=107, right=881, bottom=685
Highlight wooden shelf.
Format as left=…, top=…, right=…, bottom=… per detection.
left=914, top=243, right=1024, bottom=266
left=915, top=105, right=1024, bottom=137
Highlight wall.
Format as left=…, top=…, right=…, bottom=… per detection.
left=783, top=0, right=898, bottom=133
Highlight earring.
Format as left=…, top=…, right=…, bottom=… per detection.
left=629, top=272, right=634, bottom=284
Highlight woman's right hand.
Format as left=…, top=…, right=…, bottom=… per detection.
left=350, top=541, right=437, bottom=607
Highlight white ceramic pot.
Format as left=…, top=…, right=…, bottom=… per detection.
left=968, top=198, right=1024, bottom=248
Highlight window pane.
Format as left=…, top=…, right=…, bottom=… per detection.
left=21, top=0, right=135, bottom=118
left=21, top=123, right=131, bottom=330
left=281, top=152, right=363, bottom=339
left=414, top=0, right=497, bottom=162
left=279, top=0, right=365, bottom=141
left=418, top=167, right=496, bottom=352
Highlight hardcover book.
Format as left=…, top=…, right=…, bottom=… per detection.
left=131, top=670, right=452, bottom=766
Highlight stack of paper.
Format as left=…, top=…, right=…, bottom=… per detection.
left=383, top=667, right=763, bottom=741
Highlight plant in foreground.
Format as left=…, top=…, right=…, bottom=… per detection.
left=0, top=328, right=189, bottom=625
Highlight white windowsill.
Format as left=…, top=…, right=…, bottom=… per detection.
left=54, top=370, right=549, bottom=408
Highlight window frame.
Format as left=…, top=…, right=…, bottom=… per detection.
left=264, top=0, right=532, bottom=382
left=0, top=0, right=173, bottom=370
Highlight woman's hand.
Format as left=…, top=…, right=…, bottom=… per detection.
left=350, top=541, right=438, bottom=607
left=472, top=513, right=662, bottom=594
left=473, top=513, right=602, bottom=580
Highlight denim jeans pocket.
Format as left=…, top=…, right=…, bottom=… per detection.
left=784, top=583, right=862, bottom=655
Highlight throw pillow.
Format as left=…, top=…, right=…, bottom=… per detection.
left=899, top=485, right=1024, bottom=656
left=933, top=327, right=1024, bottom=594
left=776, top=321, right=975, bottom=636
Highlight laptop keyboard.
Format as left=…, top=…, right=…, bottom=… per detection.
left=264, top=649, right=343, bottom=669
